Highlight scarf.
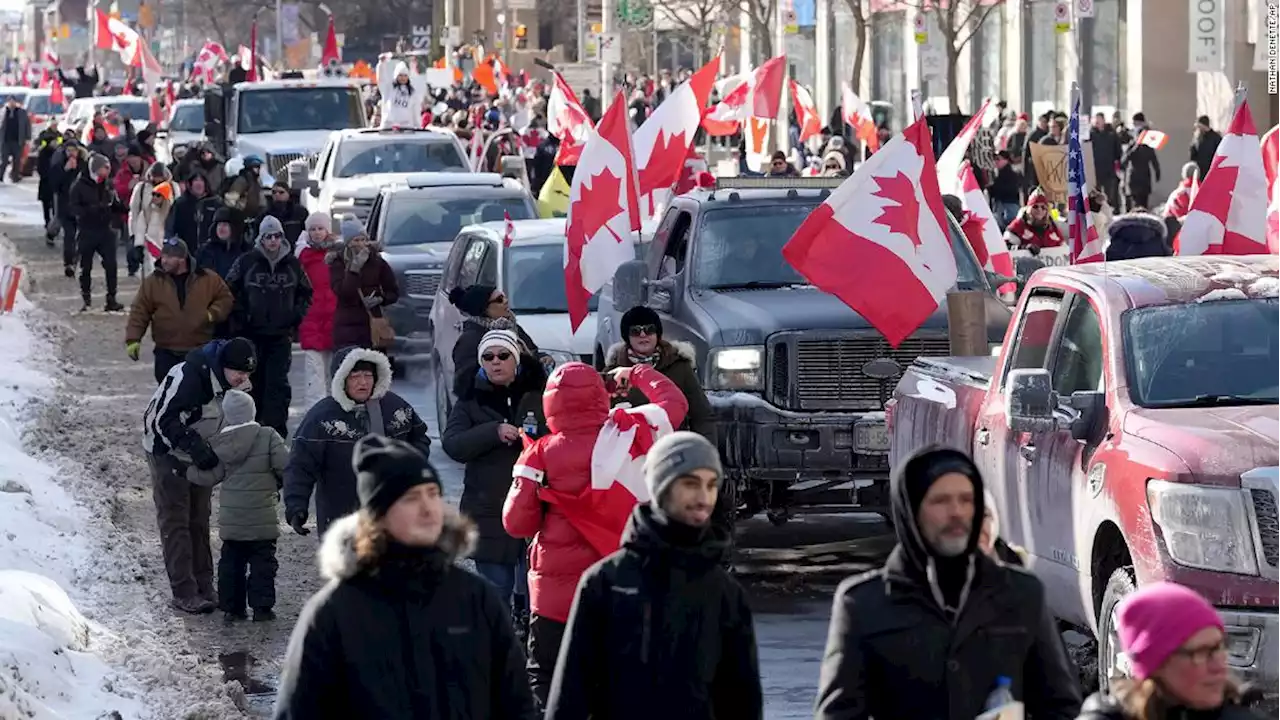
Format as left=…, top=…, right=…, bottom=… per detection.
left=457, top=314, right=517, bottom=332
left=627, top=350, right=659, bottom=367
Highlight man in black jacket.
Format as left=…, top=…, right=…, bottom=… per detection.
left=546, top=431, right=763, bottom=720
left=142, top=337, right=257, bottom=614
left=165, top=171, right=223, bottom=254
left=69, top=153, right=125, bottom=312
left=815, top=445, right=1081, bottom=720
left=0, top=94, right=31, bottom=182
left=1190, top=114, right=1222, bottom=182
left=49, top=136, right=85, bottom=276
left=224, top=215, right=312, bottom=437
left=57, top=64, right=99, bottom=100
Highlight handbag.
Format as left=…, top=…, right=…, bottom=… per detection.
left=363, top=292, right=395, bottom=349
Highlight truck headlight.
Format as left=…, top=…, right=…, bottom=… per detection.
left=708, top=346, right=763, bottom=391
left=1147, top=479, right=1258, bottom=575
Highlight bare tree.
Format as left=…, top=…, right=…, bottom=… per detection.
left=652, top=0, right=728, bottom=65
left=843, top=0, right=868, bottom=95
left=732, top=0, right=777, bottom=63
left=900, top=0, right=1004, bottom=111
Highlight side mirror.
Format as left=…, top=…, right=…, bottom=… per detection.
left=285, top=159, right=311, bottom=192
left=308, top=182, right=321, bottom=198
left=646, top=276, right=676, bottom=313
left=1006, top=369, right=1058, bottom=434
left=1065, top=391, right=1105, bottom=442
left=611, top=260, right=647, bottom=313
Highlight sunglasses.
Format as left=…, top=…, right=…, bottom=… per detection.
left=264, top=232, right=284, bottom=240
left=628, top=324, right=658, bottom=337
left=481, top=351, right=513, bottom=362
left=164, top=237, right=182, bottom=246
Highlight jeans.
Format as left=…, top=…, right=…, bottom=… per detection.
left=995, top=201, right=1020, bottom=231
left=474, top=559, right=529, bottom=609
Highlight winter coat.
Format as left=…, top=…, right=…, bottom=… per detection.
left=226, top=172, right=266, bottom=220
left=112, top=164, right=143, bottom=212
left=284, top=347, right=432, bottom=535
left=1105, top=211, right=1170, bottom=261
left=36, top=131, right=61, bottom=202
left=451, top=317, right=540, bottom=398
left=328, top=248, right=399, bottom=349
left=988, top=165, right=1022, bottom=205
left=52, top=148, right=87, bottom=219
left=195, top=227, right=251, bottom=282
left=1190, top=129, right=1222, bottom=181
left=604, top=340, right=716, bottom=444
left=1121, top=142, right=1162, bottom=196
left=1091, top=126, right=1123, bottom=180
left=545, top=505, right=763, bottom=720
left=441, top=362, right=547, bottom=565
left=59, top=66, right=99, bottom=101
left=225, top=244, right=313, bottom=338
left=502, top=363, right=688, bottom=623
left=298, top=244, right=338, bottom=351
left=187, top=421, right=288, bottom=541
left=0, top=105, right=32, bottom=146
left=260, top=199, right=309, bottom=244
left=273, top=513, right=538, bottom=720
left=69, top=174, right=122, bottom=239
left=1005, top=211, right=1066, bottom=250
left=1076, top=689, right=1266, bottom=720
left=126, top=266, right=234, bottom=351
left=376, top=59, right=430, bottom=130
left=142, top=340, right=238, bottom=459
left=166, top=188, right=224, bottom=253
left=814, top=451, right=1081, bottom=720
left=128, top=183, right=175, bottom=252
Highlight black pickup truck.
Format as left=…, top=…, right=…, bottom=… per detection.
left=599, top=177, right=1013, bottom=527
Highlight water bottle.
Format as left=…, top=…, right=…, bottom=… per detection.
left=984, top=675, right=1014, bottom=711
left=522, top=411, right=538, bottom=438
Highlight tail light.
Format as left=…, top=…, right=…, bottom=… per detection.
left=884, top=397, right=897, bottom=433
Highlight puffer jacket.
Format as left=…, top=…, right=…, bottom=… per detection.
left=1076, top=689, right=1266, bottom=720
left=604, top=339, right=716, bottom=443
left=502, top=363, right=688, bottom=623
left=298, top=241, right=338, bottom=351
left=1005, top=211, right=1066, bottom=250
left=225, top=231, right=313, bottom=338
left=125, top=266, right=234, bottom=352
left=186, top=421, right=288, bottom=541
left=1106, top=211, right=1170, bottom=261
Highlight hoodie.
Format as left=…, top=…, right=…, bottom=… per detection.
left=1105, top=210, right=1170, bottom=261
left=224, top=215, right=314, bottom=337
left=376, top=58, right=428, bottom=130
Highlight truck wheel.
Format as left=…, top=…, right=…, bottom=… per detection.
left=433, top=359, right=451, bottom=426
left=1096, top=566, right=1137, bottom=690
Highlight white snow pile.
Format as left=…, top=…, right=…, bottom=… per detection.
left=1197, top=287, right=1250, bottom=303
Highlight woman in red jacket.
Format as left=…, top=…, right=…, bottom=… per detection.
left=296, top=211, right=338, bottom=407
left=503, top=361, right=688, bottom=709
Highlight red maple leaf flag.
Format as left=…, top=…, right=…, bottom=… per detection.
left=936, top=97, right=994, bottom=196
left=547, top=70, right=592, bottom=166
left=564, top=91, right=641, bottom=332
left=703, top=73, right=750, bottom=136
left=634, top=56, right=719, bottom=218
left=503, top=210, right=514, bottom=247
left=1176, top=99, right=1271, bottom=256
left=781, top=115, right=957, bottom=348
left=959, top=161, right=1015, bottom=295
left=321, top=16, right=341, bottom=66
left=790, top=79, right=821, bottom=142
left=1262, top=124, right=1278, bottom=252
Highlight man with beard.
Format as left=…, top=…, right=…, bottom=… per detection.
left=260, top=181, right=308, bottom=242
left=166, top=171, right=224, bottom=254
left=545, top=432, right=763, bottom=720
left=814, top=446, right=1080, bottom=719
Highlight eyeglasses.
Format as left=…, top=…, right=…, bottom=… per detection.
left=628, top=324, right=658, bottom=337
left=481, top=351, right=513, bottom=362
left=1172, top=641, right=1227, bottom=665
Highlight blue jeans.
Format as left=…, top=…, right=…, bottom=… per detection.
left=475, top=559, right=528, bottom=610
left=995, top=201, right=1020, bottom=231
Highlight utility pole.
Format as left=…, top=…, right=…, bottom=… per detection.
left=773, top=1, right=789, bottom=154
left=601, top=0, right=614, bottom=112
left=444, top=0, right=454, bottom=69
left=576, top=0, right=585, bottom=62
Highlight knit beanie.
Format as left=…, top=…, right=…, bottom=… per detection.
left=354, top=435, right=441, bottom=517
left=449, top=284, right=498, bottom=317
left=219, top=337, right=258, bottom=373
left=256, top=215, right=285, bottom=243
left=340, top=216, right=367, bottom=243
left=643, top=431, right=722, bottom=508
left=478, top=329, right=521, bottom=364
left=88, top=153, right=111, bottom=176
left=306, top=211, right=332, bottom=232
left=221, top=389, right=256, bottom=426
left=621, top=305, right=663, bottom=339
left=1116, top=582, right=1225, bottom=681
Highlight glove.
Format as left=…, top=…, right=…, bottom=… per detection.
left=361, top=293, right=382, bottom=309
left=289, top=513, right=311, bottom=536
left=125, top=341, right=140, bottom=361
left=189, top=440, right=219, bottom=471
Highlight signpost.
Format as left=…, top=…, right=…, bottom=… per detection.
left=599, top=31, right=621, bottom=64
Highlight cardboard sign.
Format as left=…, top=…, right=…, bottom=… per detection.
left=1029, top=141, right=1097, bottom=204
left=1011, top=245, right=1072, bottom=268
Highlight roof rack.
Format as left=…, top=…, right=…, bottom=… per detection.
left=712, top=176, right=845, bottom=190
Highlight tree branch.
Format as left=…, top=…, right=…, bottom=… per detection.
left=952, top=1, right=1002, bottom=54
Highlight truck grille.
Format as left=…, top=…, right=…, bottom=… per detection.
left=265, top=152, right=308, bottom=177
left=403, top=270, right=441, bottom=299
left=773, top=332, right=952, bottom=411
left=1250, top=487, right=1278, bottom=568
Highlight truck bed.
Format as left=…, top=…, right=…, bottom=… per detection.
left=888, top=356, right=996, bottom=467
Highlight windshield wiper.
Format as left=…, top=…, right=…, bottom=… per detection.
left=707, top=280, right=807, bottom=290
left=1162, top=394, right=1277, bottom=407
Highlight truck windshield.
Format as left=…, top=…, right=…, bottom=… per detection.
left=237, top=87, right=364, bottom=134
left=334, top=138, right=467, bottom=177
left=505, top=240, right=600, bottom=313
left=169, top=104, right=203, bottom=131
left=383, top=194, right=533, bottom=246
left=103, top=101, right=151, bottom=122
left=25, top=94, right=64, bottom=115
left=692, top=204, right=988, bottom=290
left=1124, top=298, right=1278, bottom=408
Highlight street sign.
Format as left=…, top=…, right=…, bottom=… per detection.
left=439, top=25, right=460, bottom=45
left=411, top=24, right=431, bottom=50
left=912, top=14, right=927, bottom=44
left=616, top=0, right=653, bottom=27
left=599, top=31, right=621, bottom=64
left=1074, top=0, right=1094, bottom=17
left=1054, top=1, right=1071, bottom=33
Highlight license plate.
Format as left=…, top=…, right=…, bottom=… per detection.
left=854, top=422, right=890, bottom=454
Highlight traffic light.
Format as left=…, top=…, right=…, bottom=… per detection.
left=514, top=24, right=527, bottom=49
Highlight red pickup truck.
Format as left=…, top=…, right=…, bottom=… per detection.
left=886, top=255, right=1278, bottom=698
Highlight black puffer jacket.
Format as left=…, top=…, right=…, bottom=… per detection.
left=225, top=242, right=313, bottom=338
left=815, top=446, right=1082, bottom=720
left=273, top=512, right=538, bottom=720
left=451, top=317, right=540, bottom=397
left=1076, top=689, right=1267, bottom=720
left=441, top=360, right=547, bottom=565
left=545, top=505, right=763, bottom=720
left=69, top=174, right=122, bottom=238
left=166, top=181, right=224, bottom=253
left=1106, top=211, right=1170, bottom=261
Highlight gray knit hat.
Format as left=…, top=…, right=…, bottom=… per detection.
left=643, top=431, right=722, bottom=506
left=340, top=216, right=368, bottom=243
left=88, top=153, right=111, bottom=176
left=222, top=389, right=256, bottom=426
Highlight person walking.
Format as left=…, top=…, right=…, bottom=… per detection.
left=225, top=215, right=313, bottom=438
left=0, top=94, right=31, bottom=182
left=1121, top=130, right=1162, bottom=212
left=51, top=138, right=86, bottom=278
left=273, top=435, right=538, bottom=720
left=545, top=431, right=763, bottom=720
left=448, top=284, right=539, bottom=397
left=605, top=306, right=715, bottom=440
left=125, top=239, right=234, bottom=382
left=284, top=347, right=431, bottom=537
left=1190, top=115, right=1222, bottom=183
left=328, top=218, right=398, bottom=351
left=128, top=161, right=178, bottom=275
left=142, top=337, right=257, bottom=614
left=259, top=181, right=309, bottom=242
left=296, top=211, right=339, bottom=407
left=814, top=445, right=1081, bottom=720
left=166, top=171, right=224, bottom=255
left=194, top=207, right=250, bottom=282
left=69, top=153, right=125, bottom=312
left=186, top=389, right=287, bottom=623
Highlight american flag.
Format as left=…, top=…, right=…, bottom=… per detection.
left=1067, top=84, right=1104, bottom=263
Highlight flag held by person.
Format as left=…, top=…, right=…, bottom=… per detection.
left=633, top=56, right=720, bottom=218
left=1066, top=85, right=1104, bottom=264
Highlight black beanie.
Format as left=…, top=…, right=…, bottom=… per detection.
left=355, top=435, right=441, bottom=517
left=448, top=284, right=498, bottom=317
left=219, top=337, right=258, bottom=373
left=621, top=305, right=662, bottom=338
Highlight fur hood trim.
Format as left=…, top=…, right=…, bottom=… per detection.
left=318, top=510, right=479, bottom=581
left=330, top=347, right=394, bottom=412
left=1108, top=211, right=1167, bottom=240
left=605, top=339, right=697, bottom=369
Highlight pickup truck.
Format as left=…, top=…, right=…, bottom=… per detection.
left=886, top=255, right=1279, bottom=698
left=602, top=176, right=1013, bottom=528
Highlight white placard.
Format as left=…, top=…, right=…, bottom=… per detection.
left=1188, top=0, right=1226, bottom=73
left=599, top=31, right=622, bottom=64
left=1011, top=245, right=1073, bottom=267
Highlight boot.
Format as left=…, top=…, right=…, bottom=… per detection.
left=252, top=608, right=276, bottom=622
left=79, top=297, right=91, bottom=313
left=223, top=610, right=248, bottom=623
left=64, top=264, right=75, bottom=278
left=104, top=298, right=124, bottom=312
left=171, top=595, right=216, bottom=614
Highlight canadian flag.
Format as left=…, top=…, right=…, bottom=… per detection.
left=790, top=79, right=821, bottom=142
left=781, top=115, right=958, bottom=347
left=633, top=56, right=719, bottom=218
left=1136, top=129, right=1169, bottom=150
left=547, top=69, right=592, bottom=165
left=936, top=97, right=995, bottom=196
left=1175, top=99, right=1272, bottom=256
left=503, top=209, right=514, bottom=247
left=841, top=83, right=880, bottom=153
left=1261, top=124, right=1278, bottom=252
left=191, top=41, right=228, bottom=85
left=701, top=55, right=786, bottom=135
left=95, top=10, right=153, bottom=71
left=958, top=161, right=1015, bottom=295
left=49, top=74, right=64, bottom=107
left=702, top=73, right=749, bottom=136
left=564, top=91, right=642, bottom=332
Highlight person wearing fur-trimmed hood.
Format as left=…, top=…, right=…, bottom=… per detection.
left=273, top=435, right=538, bottom=720
left=1104, top=210, right=1171, bottom=261
left=284, top=346, right=431, bottom=537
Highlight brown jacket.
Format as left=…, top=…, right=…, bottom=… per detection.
left=328, top=248, right=400, bottom=350
left=126, top=266, right=234, bottom=351
left=604, top=339, right=717, bottom=443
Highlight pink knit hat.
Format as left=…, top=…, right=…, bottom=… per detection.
left=1116, top=582, right=1225, bottom=680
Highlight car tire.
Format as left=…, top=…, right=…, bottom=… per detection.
left=433, top=360, right=451, bottom=426
left=1096, top=565, right=1137, bottom=690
